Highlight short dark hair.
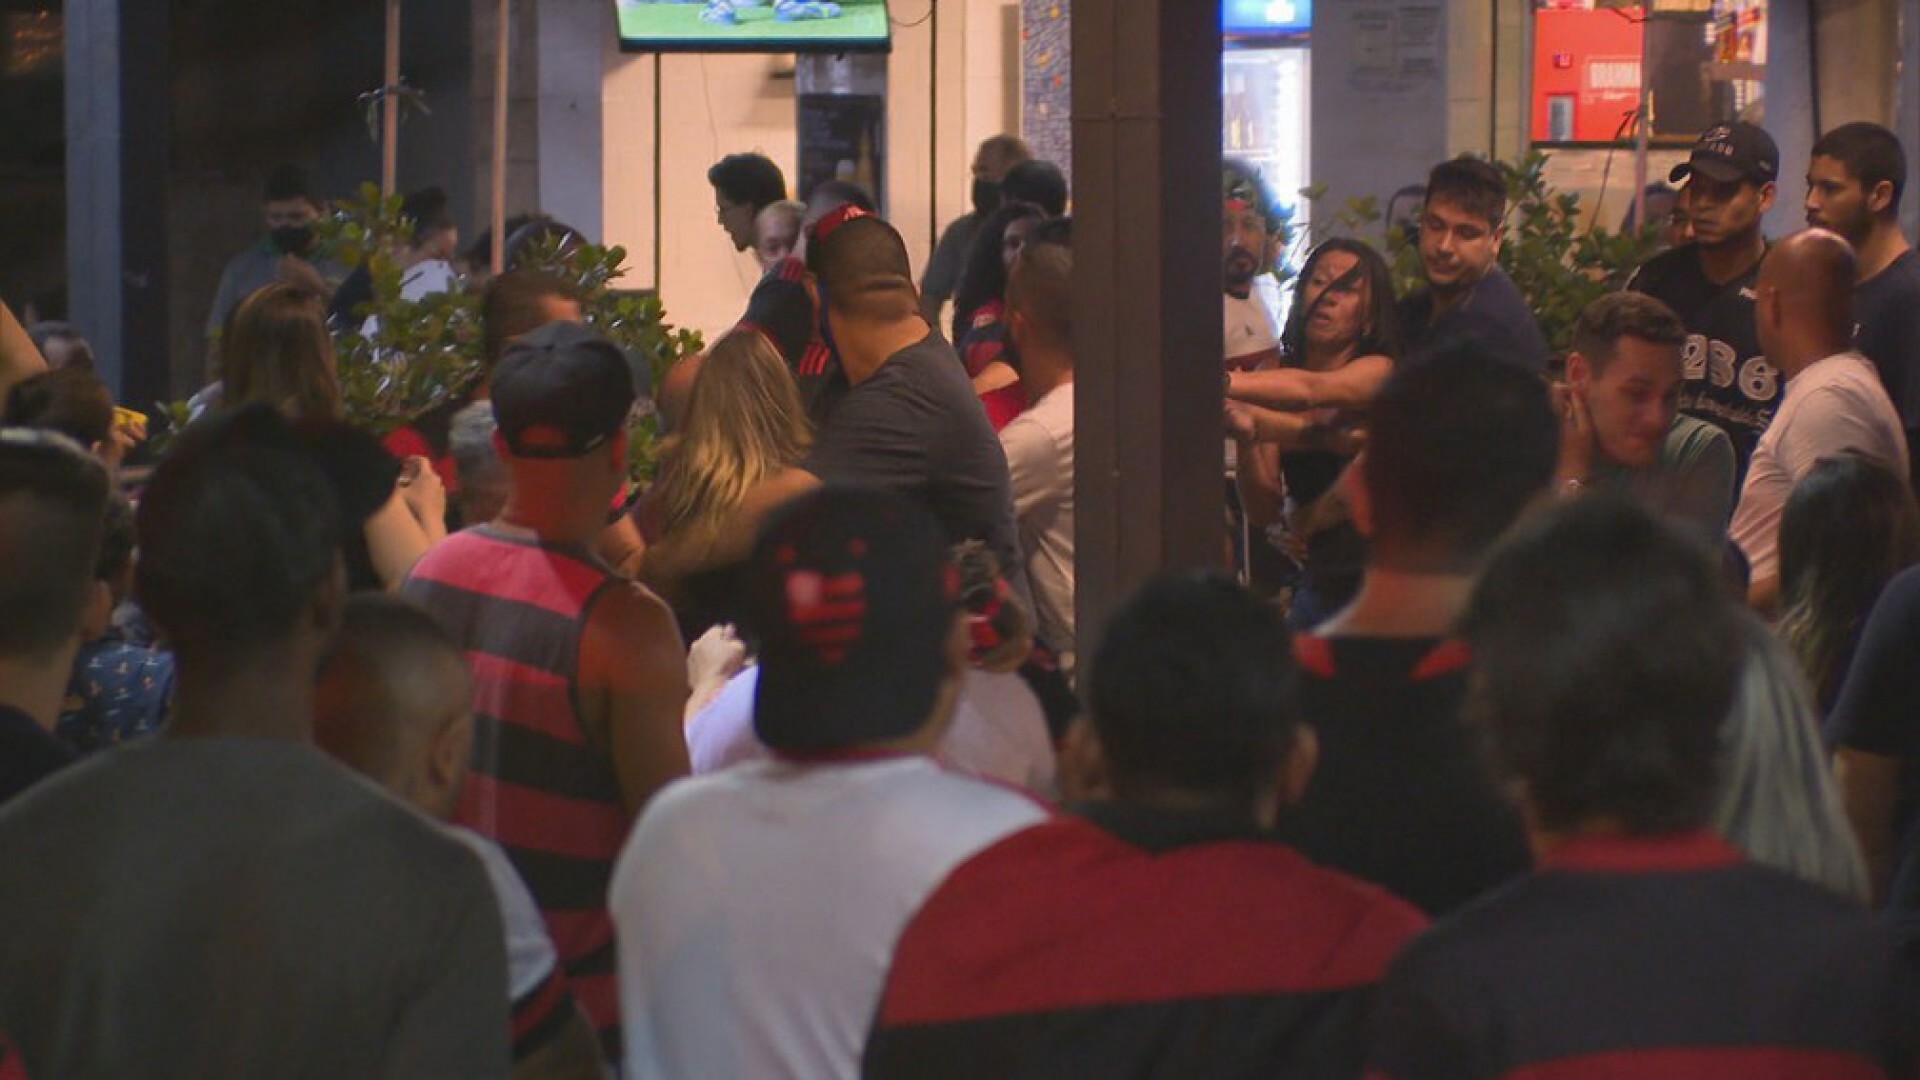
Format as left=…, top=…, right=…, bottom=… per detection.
left=1280, top=238, right=1402, bottom=363
left=400, top=185, right=455, bottom=240
left=1006, top=241, right=1072, bottom=351
left=481, top=270, right=583, bottom=369
left=0, top=429, right=110, bottom=657
left=96, top=493, right=137, bottom=584
left=1002, top=159, right=1068, bottom=217
left=977, top=134, right=1032, bottom=168
left=805, top=214, right=917, bottom=321
left=1364, top=346, right=1557, bottom=570
left=1462, top=496, right=1743, bottom=835
left=3, top=366, right=114, bottom=448
left=1571, top=291, right=1687, bottom=374
left=136, top=404, right=341, bottom=650
left=708, top=153, right=788, bottom=213
left=1223, top=157, right=1285, bottom=234
left=1088, top=573, right=1299, bottom=807
left=263, top=162, right=313, bottom=205
left=1812, top=122, right=1907, bottom=215
left=1424, top=157, right=1508, bottom=228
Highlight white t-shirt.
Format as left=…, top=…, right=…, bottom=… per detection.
left=686, top=665, right=1057, bottom=794
left=1000, top=382, right=1076, bottom=680
left=610, top=755, right=1049, bottom=1080
left=445, top=825, right=558, bottom=1003
left=1730, top=350, right=1910, bottom=583
left=1225, top=294, right=1280, bottom=473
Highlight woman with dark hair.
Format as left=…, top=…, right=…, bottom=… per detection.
left=1779, top=453, right=1920, bottom=712
left=1224, top=237, right=1402, bottom=628
left=951, top=201, right=1048, bottom=429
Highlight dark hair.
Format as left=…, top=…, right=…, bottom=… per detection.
left=708, top=153, right=788, bottom=213
left=1425, top=156, right=1508, bottom=228
left=1812, top=122, right=1907, bottom=215
left=807, top=179, right=878, bottom=215
left=1006, top=242, right=1072, bottom=351
left=400, top=185, right=455, bottom=240
left=977, top=134, right=1032, bottom=168
left=952, top=201, right=1047, bottom=339
left=463, top=214, right=589, bottom=274
left=1027, top=215, right=1072, bottom=249
left=806, top=214, right=917, bottom=321
left=1463, top=496, right=1743, bottom=835
left=263, top=162, right=313, bottom=205
left=0, top=430, right=110, bottom=657
left=481, top=270, right=583, bottom=369
left=1364, top=346, right=1558, bottom=569
left=1279, top=238, right=1402, bottom=363
left=223, top=284, right=341, bottom=422
left=1002, top=159, right=1068, bottom=217
left=136, top=404, right=341, bottom=649
left=1571, top=291, right=1687, bottom=373
left=1089, top=573, right=1299, bottom=807
left=4, top=366, right=114, bottom=448
left=25, top=321, right=93, bottom=372
left=1779, top=454, right=1920, bottom=707
left=1223, top=157, right=1285, bottom=234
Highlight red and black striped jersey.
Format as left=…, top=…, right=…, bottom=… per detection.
left=866, top=803, right=1429, bottom=1078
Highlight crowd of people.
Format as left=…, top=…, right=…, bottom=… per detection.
left=0, top=115, right=1918, bottom=1078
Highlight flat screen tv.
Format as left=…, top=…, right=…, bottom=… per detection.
left=1224, top=0, right=1311, bottom=39
left=616, top=0, right=892, bottom=54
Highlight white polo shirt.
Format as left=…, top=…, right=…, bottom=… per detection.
left=611, top=755, right=1049, bottom=1080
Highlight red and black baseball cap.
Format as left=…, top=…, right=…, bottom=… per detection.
left=1670, top=122, right=1779, bottom=186
left=490, top=321, right=635, bottom=459
left=743, top=486, right=962, bottom=754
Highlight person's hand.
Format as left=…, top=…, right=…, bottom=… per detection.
left=1552, top=381, right=1595, bottom=486
left=1224, top=400, right=1259, bottom=443
left=95, top=407, right=148, bottom=475
left=685, top=624, right=748, bottom=723
left=397, top=456, right=447, bottom=528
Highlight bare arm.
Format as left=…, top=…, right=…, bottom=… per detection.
left=1834, top=747, right=1902, bottom=904
left=580, top=584, right=691, bottom=818
left=1227, top=354, right=1393, bottom=412
left=0, top=300, right=48, bottom=402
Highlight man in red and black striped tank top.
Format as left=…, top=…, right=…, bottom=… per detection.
left=406, top=322, right=690, bottom=1061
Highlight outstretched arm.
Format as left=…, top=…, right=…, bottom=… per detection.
left=1227, top=354, right=1393, bottom=412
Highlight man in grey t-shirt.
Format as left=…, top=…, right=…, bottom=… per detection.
left=0, top=407, right=509, bottom=1079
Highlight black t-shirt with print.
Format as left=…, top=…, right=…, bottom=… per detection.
left=1628, top=243, right=1777, bottom=476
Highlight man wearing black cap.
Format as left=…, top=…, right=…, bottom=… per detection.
left=609, top=486, right=1049, bottom=1080
left=403, top=321, right=690, bottom=1060
left=1630, top=121, right=1781, bottom=477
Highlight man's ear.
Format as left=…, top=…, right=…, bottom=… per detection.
left=1341, top=452, right=1375, bottom=539
left=1869, top=179, right=1896, bottom=217
left=1059, top=715, right=1112, bottom=804
left=1491, top=223, right=1507, bottom=254
left=1278, top=723, right=1319, bottom=807
left=1565, top=350, right=1592, bottom=390
left=310, top=554, right=348, bottom=642
left=1758, top=181, right=1778, bottom=214
left=429, top=709, right=473, bottom=802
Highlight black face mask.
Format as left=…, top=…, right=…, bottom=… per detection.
left=270, top=225, right=315, bottom=257
left=971, top=178, right=1002, bottom=215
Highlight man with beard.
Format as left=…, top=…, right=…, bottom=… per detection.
left=1397, top=157, right=1548, bottom=373
left=1222, top=161, right=1287, bottom=588
left=1630, top=123, right=1780, bottom=478
left=920, top=135, right=1032, bottom=327
left=1805, top=122, right=1920, bottom=487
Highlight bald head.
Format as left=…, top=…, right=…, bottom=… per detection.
left=1758, top=229, right=1857, bottom=373
left=315, top=594, right=474, bottom=820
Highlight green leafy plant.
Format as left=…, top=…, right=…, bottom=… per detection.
left=157, top=183, right=702, bottom=482
left=1307, top=151, right=1664, bottom=356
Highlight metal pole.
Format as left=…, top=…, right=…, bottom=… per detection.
left=1633, top=2, right=1650, bottom=232
left=492, top=0, right=510, bottom=276
left=382, top=0, right=401, bottom=196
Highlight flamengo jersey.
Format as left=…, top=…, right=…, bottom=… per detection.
left=1629, top=244, right=1777, bottom=474
left=1366, top=831, right=1914, bottom=1079
left=866, top=804, right=1429, bottom=1078
left=403, top=525, right=630, bottom=1059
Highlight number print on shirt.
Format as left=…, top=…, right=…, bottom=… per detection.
left=1738, top=357, right=1778, bottom=404
left=1707, top=339, right=1737, bottom=389
left=1682, top=334, right=1708, bottom=381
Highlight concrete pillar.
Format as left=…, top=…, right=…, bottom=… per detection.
left=1071, top=0, right=1223, bottom=649
left=533, top=0, right=612, bottom=240
left=1763, top=0, right=1813, bottom=237
left=65, top=0, right=169, bottom=407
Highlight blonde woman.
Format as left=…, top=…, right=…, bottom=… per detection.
left=222, top=284, right=445, bottom=589
left=637, top=328, right=816, bottom=633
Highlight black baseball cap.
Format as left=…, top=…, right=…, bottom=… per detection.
left=1670, top=122, right=1779, bottom=186
left=744, top=486, right=962, bottom=754
left=490, top=321, right=635, bottom=459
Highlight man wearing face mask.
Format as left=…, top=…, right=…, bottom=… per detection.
left=919, top=135, right=1032, bottom=328
left=206, top=164, right=342, bottom=343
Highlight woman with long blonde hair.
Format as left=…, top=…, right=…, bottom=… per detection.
left=638, top=328, right=815, bottom=631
